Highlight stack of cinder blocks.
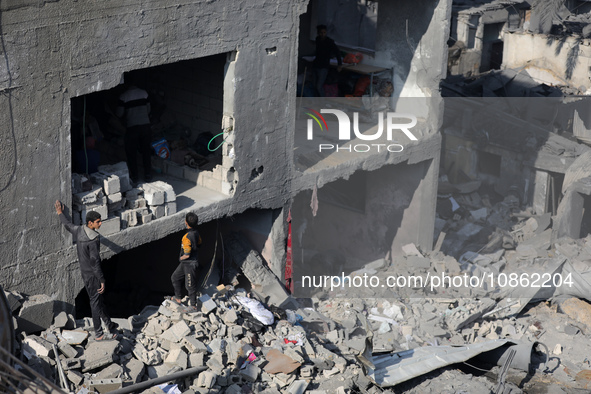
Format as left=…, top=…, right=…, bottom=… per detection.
left=71, top=162, right=176, bottom=234
left=141, top=181, right=177, bottom=219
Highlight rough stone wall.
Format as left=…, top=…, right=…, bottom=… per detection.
left=0, top=0, right=308, bottom=303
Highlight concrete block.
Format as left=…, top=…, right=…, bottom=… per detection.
left=91, top=173, right=121, bottom=195
left=66, top=370, right=84, bottom=386
left=97, top=216, right=120, bottom=236
left=199, top=294, right=217, bottom=314
left=119, top=209, right=138, bottom=229
left=147, top=363, right=181, bottom=379
left=17, top=295, right=55, bottom=334
left=125, top=188, right=143, bottom=200
left=287, top=380, right=309, bottom=394
left=53, top=311, right=69, bottom=328
left=98, top=162, right=131, bottom=192
left=165, top=201, right=177, bottom=216
left=182, top=337, right=208, bottom=353
left=165, top=348, right=187, bottom=369
left=57, top=341, right=78, bottom=358
left=73, top=184, right=104, bottom=205
left=88, top=378, right=123, bottom=393
left=142, top=183, right=165, bottom=205
left=96, top=363, right=124, bottom=379
left=225, top=384, right=242, bottom=394
left=229, top=325, right=243, bottom=339
left=222, top=309, right=238, bottom=326
left=150, top=204, right=165, bottom=219
left=126, top=197, right=147, bottom=209
left=107, top=199, right=126, bottom=213
left=137, top=209, right=153, bottom=225
left=161, top=321, right=191, bottom=343
left=196, top=371, right=217, bottom=388
left=22, top=335, right=53, bottom=358
left=153, top=180, right=176, bottom=202
left=107, top=192, right=122, bottom=204
left=188, top=352, right=205, bottom=368
left=61, top=358, right=82, bottom=371
left=81, top=340, right=119, bottom=372
left=240, top=364, right=260, bottom=382
left=207, top=338, right=226, bottom=354
left=122, top=358, right=145, bottom=383
left=61, top=330, right=89, bottom=345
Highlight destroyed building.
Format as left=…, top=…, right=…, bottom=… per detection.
left=7, top=0, right=591, bottom=393
left=0, top=0, right=449, bottom=307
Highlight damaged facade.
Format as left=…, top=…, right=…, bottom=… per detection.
left=7, top=0, right=591, bottom=393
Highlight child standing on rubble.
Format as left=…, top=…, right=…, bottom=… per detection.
left=170, top=212, right=202, bottom=312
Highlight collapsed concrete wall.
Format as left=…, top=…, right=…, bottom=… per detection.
left=503, top=32, right=591, bottom=90
left=0, top=0, right=307, bottom=303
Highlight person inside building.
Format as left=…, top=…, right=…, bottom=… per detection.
left=170, top=212, right=202, bottom=312
left=116, top=73, right=153, bottom=183
left=313, top=24, right=342, bottom=97
left=54, top=200, right=119, bottom=341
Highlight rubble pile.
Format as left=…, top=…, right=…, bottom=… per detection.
left=71, top=162, right=177, bottom=235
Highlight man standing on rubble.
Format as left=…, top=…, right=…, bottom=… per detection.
left=55, top=200, right=118, bottom=341
left=170, top=212, right=202, bottom=312
left=116, top=73, right=153, bottom=184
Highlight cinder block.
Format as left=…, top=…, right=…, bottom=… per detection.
left=66, top=370, right=84, bottom=386
left=153, top=181, right=176, bottom=202
left=107, top=192, right=122, bottom=204
left=125, top=188, right=143, bottom=200
left=97, top=216, right=120, bottom=236
left=22, top=336, right=53, bottom=358
left=73, top=184, right=104, bottom=205
left=142, top=184, right=165, bottom=206
left=73, top=196, right=107, bottom=212
left=98, top=162, right=131, bottom=192
left=165, top=348, right=187, bottom=369
left=91, top=173, right=121, bottom=195
left=150, top=205, right=165, bottom=220
left=57, top=341, right=78, bottom=358
left=199, top=294, right=217, bottom=314
left=119, top=209, right=138, bottom=229
left=165, top=202, right=177, bottom=216
left=126, top=197, right=147, bottom=209
left=137, top=210, right=153, bottom=225
left=107, top=199, right=125, bottom=213
left=240, top=364, right=260, bottom=383
left=88, top=378, right=122, bottom=393
left=196, top=371, right=217, bottom=388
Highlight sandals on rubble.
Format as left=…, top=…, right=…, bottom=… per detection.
left=95, top=332, right=118, bottom=341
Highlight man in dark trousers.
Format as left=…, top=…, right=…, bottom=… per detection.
left=314, top=24, right=342, bottom=97
left=170, top=212, right=202, bottom=312
left=55, top=200, right=118, bottom=341
left=116, top=74, right=153, bottom=183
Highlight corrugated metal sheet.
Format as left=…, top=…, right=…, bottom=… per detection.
left=367, top=339, right=517, bottom=387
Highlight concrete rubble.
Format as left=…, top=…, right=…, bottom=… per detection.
left=71, top=162, right=177, bottom=235
left=7, top=184, right=591, bottom=392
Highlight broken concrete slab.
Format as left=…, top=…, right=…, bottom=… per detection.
left=21, top=335, right=53, bottom=358
left=226, top=234, right=293, bottom=308
left=81, top=340, right=119, bottom=372
left=17, top=295, right=56, bottom=334
left=160, top=320, right=191, bottom=343
left=61, top=330, right=89, bottom=345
